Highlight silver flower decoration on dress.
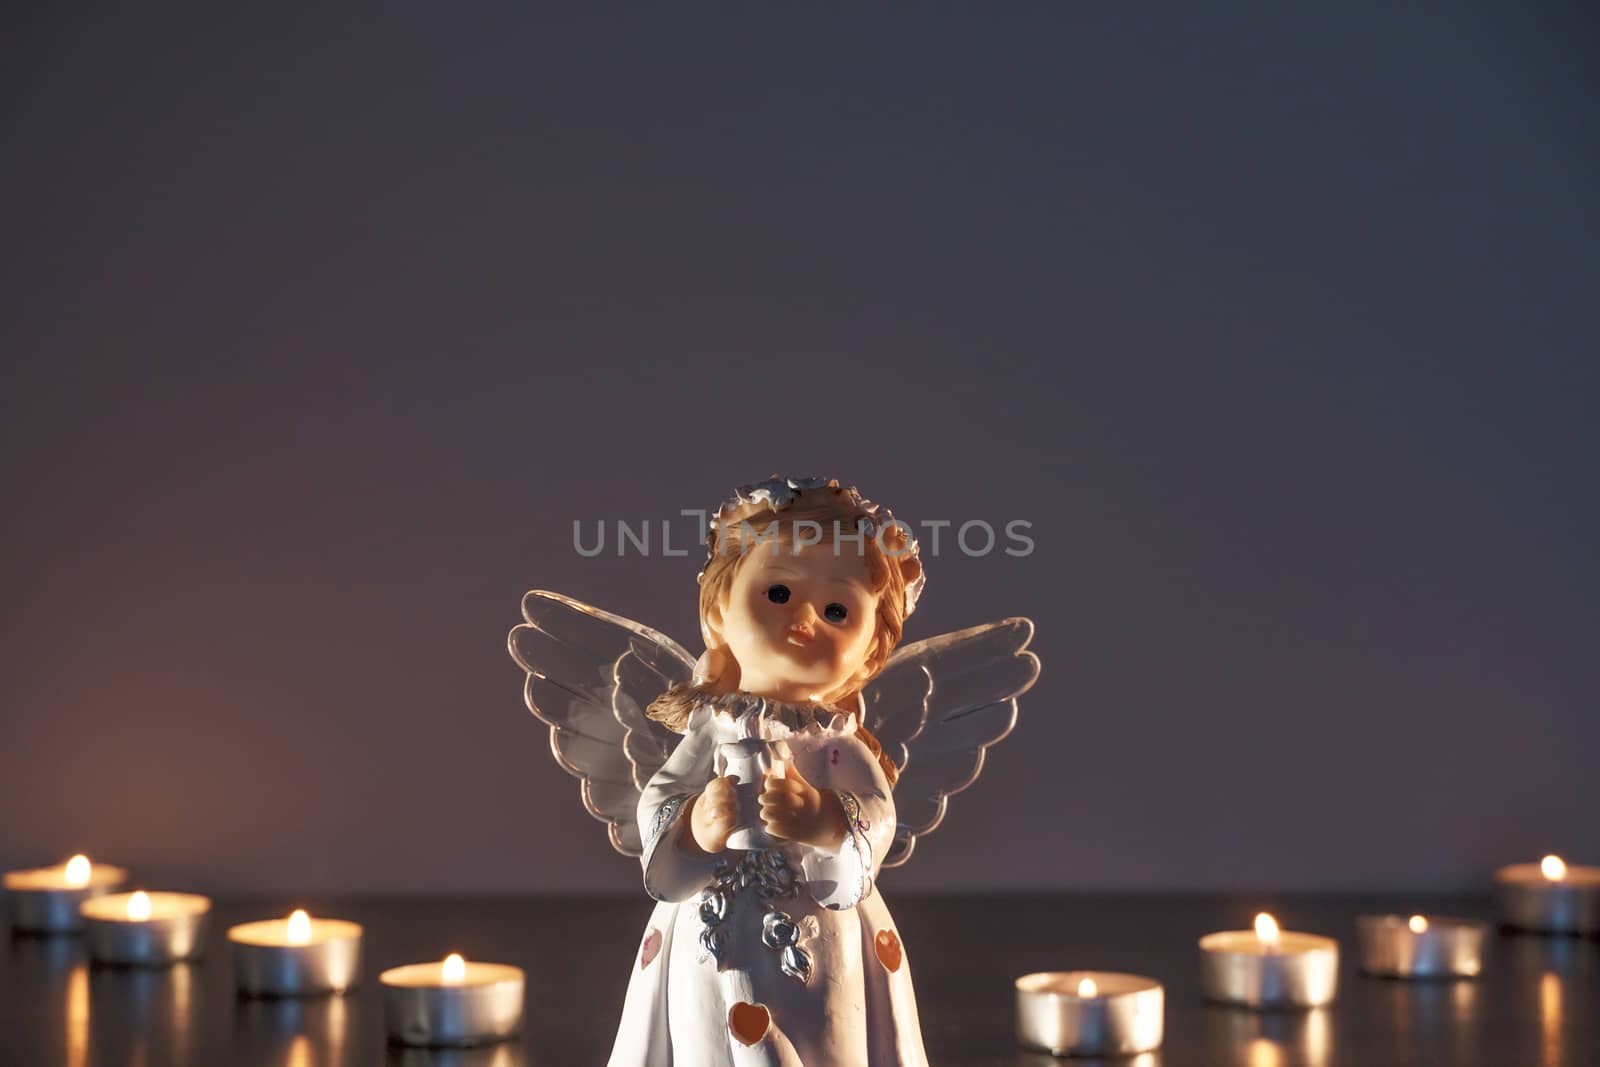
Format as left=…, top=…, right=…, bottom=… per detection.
left=761, top=908, right=814, bottom=984
left=695, top=848, right=813, bottom=980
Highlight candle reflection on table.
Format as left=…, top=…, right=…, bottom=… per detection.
left=234, top=989, right=351, bottom=1065
left=1015, top=1053, right=1156, bottom=1067
left=65, top=963, right=88, bottom=1067
left=1383, top=974, right=1482, bottom=1065
left=1505, top=930, right=1590, bottom=980
left=8, top=928, right=78, bottom=972
left=171, top=959, right=193, bottom=1065
left=384, top=1043, right=528, bottom=1067
left=1208, top=1005, right=1330, bottom=1067
left=88, top=962, right=199, bottom=1067
left=1247, top=1037, right=1282, bottom=1067
left=1540, top=972, right=1563, bottom=1067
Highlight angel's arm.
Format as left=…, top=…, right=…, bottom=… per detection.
left=797, top=735, right=896, bottom=911
left=637, top=705, right=719, bottom=903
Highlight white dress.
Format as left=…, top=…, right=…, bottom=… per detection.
left=605, top=692, right=931, bottom=1067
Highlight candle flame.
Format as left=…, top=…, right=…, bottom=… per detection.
left=127, top=891, right=152, bottom=921
left=442, top=953, right=466, bottom=984
left=287, top=909, right=312, bottom=945
left=1542, top=854, right=1567, bottom=882
left=1254, top=912, right=1280, bottom=945
left=1409, top=915, right=1429, bottom=934
left=64, top=855, right=91, bottom=888
left=1077, top=977, right=1097, bottom=998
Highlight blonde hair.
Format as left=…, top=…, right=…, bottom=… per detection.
left=647, top=486, right=922, bottom=786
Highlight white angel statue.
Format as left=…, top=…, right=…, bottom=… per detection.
left=508, top=476, right=1040, bottom=1066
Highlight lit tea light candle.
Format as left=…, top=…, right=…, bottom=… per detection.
left=1198, top=912, right=1338, bottom=1009
left=1015, top=970, right=1164, bottom=1056
left=381, top=953, right=525, bottom=1046
left=4, top=854, right=128, bottom=932
left=1495, top=854, right=1600, bottom=934
left=229, top=908, right=364, bottom=996
left=80, top=890, right=210, bottom=965
left=1356, top=913, right=1487, bottom=978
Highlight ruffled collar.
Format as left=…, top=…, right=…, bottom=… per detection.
left=701, top=689, right=858, bottom=736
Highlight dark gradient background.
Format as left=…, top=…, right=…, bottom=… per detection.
left=2, top=4, right=1595, bottom=895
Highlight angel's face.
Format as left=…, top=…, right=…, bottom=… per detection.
left=716, top=538, right=881, bottom=704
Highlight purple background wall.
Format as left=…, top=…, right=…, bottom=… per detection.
left=3, top=4, right=1595, bottom=894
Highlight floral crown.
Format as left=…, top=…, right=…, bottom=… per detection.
left=698, top=475, right=927, bottom=617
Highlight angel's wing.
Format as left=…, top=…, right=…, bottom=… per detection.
left=862, top=618, right=1040, bottom=868
left=507, top=590, right=695, bottom=856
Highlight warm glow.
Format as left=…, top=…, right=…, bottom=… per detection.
left=127, top=891, right=152, bottom=921
left=170, top=961, right=192, bottom=1061
left=442, top=953, right=466, bottom=984
left=327, top=993, right=348, bottom=1061
left=1254, top=912, right=1280, bottom=945
left=1541, top=854, right=1567, bottom=882
left=1541, top=972, right=1563, bottom=1067
left=64, top=855, right=92, bottom=888
left=287, top=909, right=312, bottom=945
left=1077, top=977, right=1097, bottom=998
left=1247, top=1037, right=1282, bottom=1067
left=66, top=964, right=88, bottom=1067
left=1408, top=915, right=1429, bottom=934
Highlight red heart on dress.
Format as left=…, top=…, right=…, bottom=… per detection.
left=875, top=928, right=903, bottom=972
left=639, top=927, right=662, bottom=969
left=728, top=1001, right=772, bottom=1046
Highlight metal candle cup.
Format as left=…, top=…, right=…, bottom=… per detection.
left=1199, top=914, right=1338, bottom=1009
left=1495, top=856, right=1600, bottom=934
left=80, top=891, right=211, bottom=965
left=382, top=955, right=525, bottom=1047
left=229, top=911, right=364, bottom=995
left=4, top=856, right=128, bottom=932
left=1015, top=971, right=1164, bottom=1057
left=1356, top=915, right=1487, bottom=978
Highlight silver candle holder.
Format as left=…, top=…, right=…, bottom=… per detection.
left=1357, top=914, right=1487, bottom=978
left=1199, top=913, right=1338, bottom=1009
left=1495, top=855, right=1600, bottom=935
left=80, top=891, right=211, bottom=965
left=230, top=910, right=364, bottom=995
left=4, top=855, right=128, bottom=932
left=1015, top=970, right=1164, bottom=1057
left=382, top=955, right=525, bottom=1047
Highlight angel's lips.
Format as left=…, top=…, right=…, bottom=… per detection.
left=785, top=627, right=815, bottom=647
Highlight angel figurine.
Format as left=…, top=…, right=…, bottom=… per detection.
left=508, top=476, right=1040, bottom=1066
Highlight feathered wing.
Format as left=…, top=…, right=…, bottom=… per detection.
left=507, top=590, right=695, bottom=856
left=862, top=618, right=1040, bottom=868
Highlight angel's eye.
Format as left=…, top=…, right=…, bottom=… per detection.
left=824, top=602, right=849, bottom=624
left=766, top=584, right=791, bottom=604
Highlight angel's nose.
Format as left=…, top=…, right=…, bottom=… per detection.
left=786, top=605, right=818, bottom=644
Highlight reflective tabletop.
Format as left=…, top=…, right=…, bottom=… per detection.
left=1, top=893, right=1594, bottom=1065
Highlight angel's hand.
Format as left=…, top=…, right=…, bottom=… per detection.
left=760, top=763, right=846, bottom=851
left=682, top=775, right=740, bottom=854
